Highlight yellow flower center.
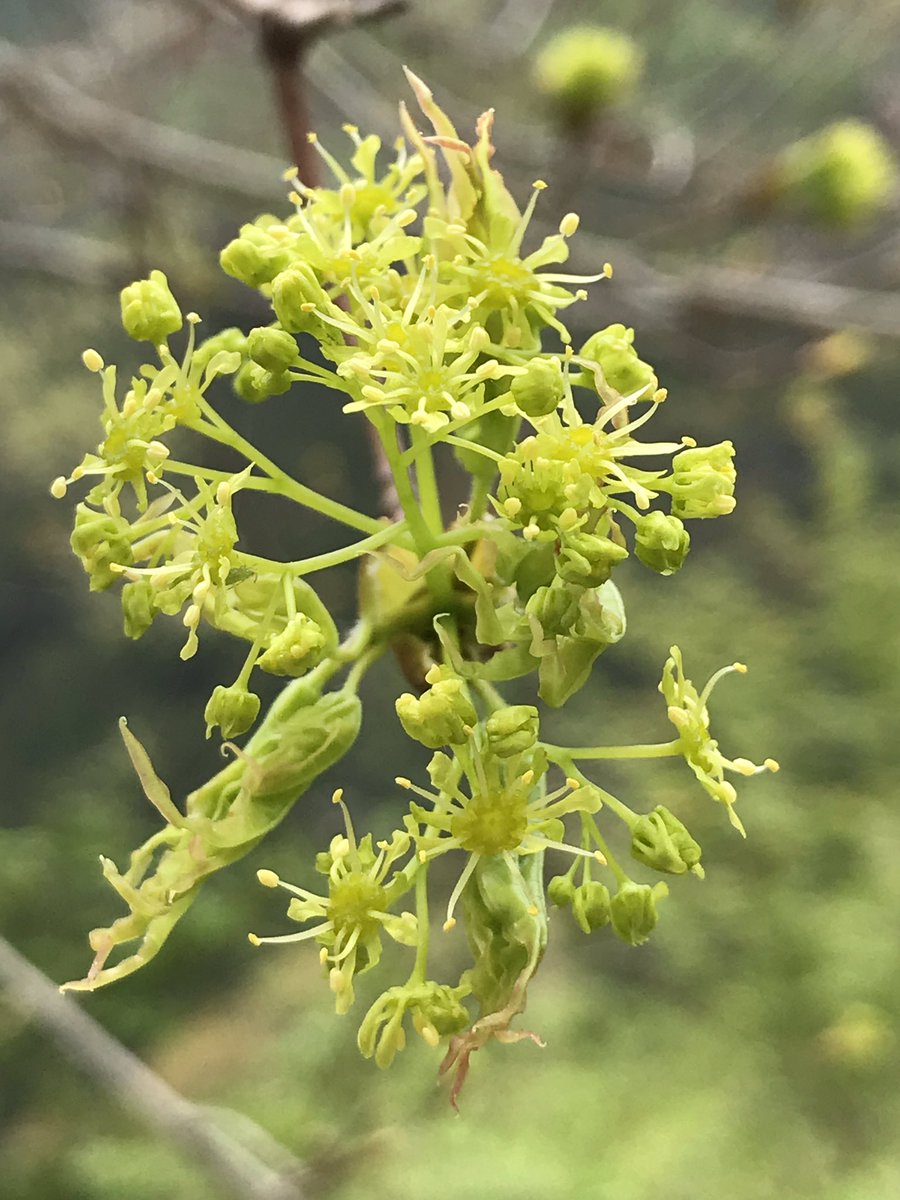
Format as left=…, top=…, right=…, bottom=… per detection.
left=450, top=788, right=529, bottom=856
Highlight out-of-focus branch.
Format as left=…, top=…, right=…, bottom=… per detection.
left=0, top=935, right=308, bottom=1200
left=0, top=37, right=286, bottom=199
left=0, top=221, right=129, bottom=284
left=204, top=0, right=406, bottom=33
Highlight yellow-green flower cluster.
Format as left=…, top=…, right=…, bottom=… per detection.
left=54, top=73, right=777, bottom=1100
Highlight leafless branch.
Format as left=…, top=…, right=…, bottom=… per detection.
left=0, top=935, right=308, bottom=1200
left=0, top=37, right=287, bottom=199
left=0, top=221, right=129, bottom=284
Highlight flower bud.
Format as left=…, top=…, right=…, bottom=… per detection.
left=547, top=874, right=576, bottom=908
left=271, top=265, right=328, bottom=332
left=577, top=324, right=657, bottom=398
left=485, top=705, right=540, bottom=758
left=70, top=504, right=133, bottom=591
left=204, top=682, right=261, bottom=740
left=233, top=361, right=293, bottom=404
left=571, top=880, right=611, bottom=933
left=534, top=26, right=643, bottom=129
left=510, top=357, right=565, bottom=418
left=247, top=326, right=299, bottom=373
left=556, top=531, right=628, bottom=587
left=668, top=441, right=736, bottom=519
left=634, top=511, right=690, bottom=575
left=192, top=328, right=247, bottom=375
left=257, top=613, right=327, bottom=676
left=525, top=582, right=581, bottom=638
left=610, top=880, right=668, bottom=946
left=630, top=806, right=703, bottom=876
left=121, top=579, right=155, bottom=640
left=395, top=667, right=477, bottom=749
left=120, top=271, right=182, bottom=345
left=219, top=220, right=292, bottom=287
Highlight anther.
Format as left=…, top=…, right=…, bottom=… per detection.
left=247, top=933, right=261, bottom=947
left=559, top=212, right=580, bottom=237
left=82, top=348, right=104, bottom=372
left=396, top=777, right=412, bottom=789
left=442, top=917, right=457, bottom=932
left=765, top=758, right=780, bottom=772
left=331, top=788, right=344, bottom=805
left=603, top=262, right=614, bottom=278
left=257, top=869, right=280, bottom=888
left=733, top=663, right=748, bottom=674
left=50, top=476, right=68, bottom=499
left=593, top=850, right=608, bottom=864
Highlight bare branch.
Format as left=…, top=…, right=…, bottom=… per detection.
left=0, top=935, right=308, bottom=1200
left=0, top=221, right=129, bottom=284
left=0, top=37, right=286, bottom=200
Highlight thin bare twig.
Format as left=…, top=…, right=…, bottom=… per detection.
left=0, top=935, right=308, bottom=1200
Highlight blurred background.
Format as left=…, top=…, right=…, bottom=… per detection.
left=2, top=1, right=900, bottom=1196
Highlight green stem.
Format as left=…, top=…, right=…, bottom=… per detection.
left=237, top=521, right=409, bottom=577
left=560, top=761, right=637, bottom=830
left=434, top=523, right=496, bottom=549
left=370, top=414, right=435, bottom=554
left=410, top=863, right=430, bottom=985
left=188, top=402, right=384, bottom=535
left=443, top=435, right=506, bottom=465
left=411, top=428, right=442, bottom=534
left=580, top=813, right=628, bottom=885
left=466, top=474, right=492, bottom=524
left=544, top=738, right=683, bottom=762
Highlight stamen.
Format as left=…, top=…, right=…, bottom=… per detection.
left=248, top=922, right=331, bottom=947
left=444, top=851, right=479, bottom=931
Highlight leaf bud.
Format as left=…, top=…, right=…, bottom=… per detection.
left=571, top=880, right=612, bottom=933
left=121, top=579, right=155, bottom=640
left=485, top=705, right=540, bottom=758
left=233, top=361, right=293, bottom=404
left=668, top=441, right=736, bottom=519
left=630, top=806, right=703, bottom=876
left=556, top=531, right=628, bottom=587
left=257, top=613, right=328, bottom=677
left=247, top=326, right=300, bottom=373
left=70, top=504, right=133, bottom=591
left=534, top=26, right=643, bottom=129
left=776, top=119, right=896, bottom=228
left=610, top=880, right=668, bottom=946
left=204, top=682, right=261, bottom=740
left=120, top=270, right=182, bottom=344
left=395, top=666, right=477, bottom=749
left=510, top=356, right=565, bottom=418
left=577, top=323, right=657, bottom=398
left=634, top=511, right=690, bottom=575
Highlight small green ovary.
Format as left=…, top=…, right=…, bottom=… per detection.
left=451, top=789, right=529, bottom=856
left=471, top=256, right=537, bottom=311
left=329, top=875, right=388, bottom=936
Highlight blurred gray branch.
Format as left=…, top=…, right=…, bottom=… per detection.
left=0, top=935, right=309, bottom=1200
